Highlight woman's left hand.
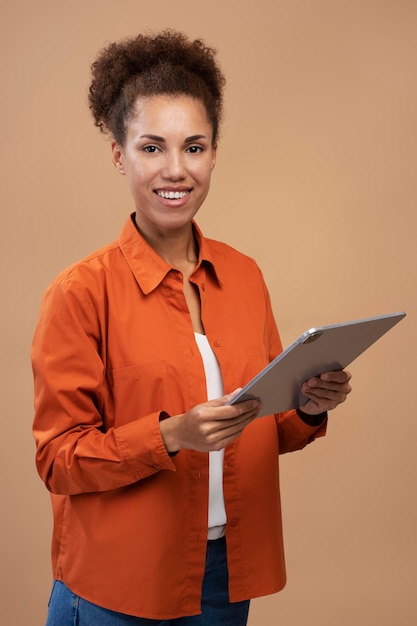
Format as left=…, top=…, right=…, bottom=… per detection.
left=299, top=370, right=352, bottom=415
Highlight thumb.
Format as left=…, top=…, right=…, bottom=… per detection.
left=223, top=388, right=243, bottom=402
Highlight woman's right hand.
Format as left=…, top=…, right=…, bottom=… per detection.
left=159, top=391, right=262, bottom=453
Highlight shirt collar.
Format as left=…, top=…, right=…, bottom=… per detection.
left=118, top=214, right=223, bottom=295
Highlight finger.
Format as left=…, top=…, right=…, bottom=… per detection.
left=199, top=395, right=262, bottom=430
left=319, top=369, right=352, bottom=383
left=216, top=403, right=261, bottom=429
left=203, top=388, right=244, bottom=409
left=200, top=404, right=262, bottom=439
left=302, top=383, right=351, bottom=415
left=302, top=376, right=352, bottom=396
left=228, top=387, right=243, bottom=398
left=302, top=388, right=348, bottom=405
left=205, top=397, right=262, bottom=422
left=205, top=411, right=259, bottom=450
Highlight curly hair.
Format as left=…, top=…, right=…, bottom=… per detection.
left=88, top=30, right=225, bottom=145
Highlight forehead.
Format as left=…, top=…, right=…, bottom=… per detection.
left=127, top=95, right=212, bottom=137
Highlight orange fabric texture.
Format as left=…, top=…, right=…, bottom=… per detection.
left=32, top=214, right=326, bottom=619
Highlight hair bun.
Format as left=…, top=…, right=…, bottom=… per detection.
left=88, top=29, right=225, bottom=145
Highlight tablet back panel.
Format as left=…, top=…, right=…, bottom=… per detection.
left=230, top=311, right=405, bottom=417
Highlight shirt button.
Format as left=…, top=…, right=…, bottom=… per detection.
left=214, top=341, right=221, bottom=348
left=152, top=463, right=161, bottom=471
left=230, top=518, right=239, bottom=527
left=226, top=457, right=234, bottom=467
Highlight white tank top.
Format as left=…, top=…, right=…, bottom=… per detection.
left=194, top=333, right=227, bottom=539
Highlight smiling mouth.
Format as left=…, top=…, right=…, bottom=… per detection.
left=155, top=190, right=190, bottom=200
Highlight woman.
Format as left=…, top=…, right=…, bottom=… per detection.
left=32, top=30, right=351, bottom=625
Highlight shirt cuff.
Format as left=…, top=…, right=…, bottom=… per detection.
left=296, top=408, right=328, bottom=427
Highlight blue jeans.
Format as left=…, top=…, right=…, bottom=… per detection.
left=46, top=537, right=250, bottom=626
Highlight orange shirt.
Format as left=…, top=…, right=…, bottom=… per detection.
left=32, top=215, right=326, bottom=619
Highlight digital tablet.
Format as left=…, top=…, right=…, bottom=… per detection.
left=229, top=311, right=405, bottom=417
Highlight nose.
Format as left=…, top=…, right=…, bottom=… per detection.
left=162, top=150, right=186, bottom=181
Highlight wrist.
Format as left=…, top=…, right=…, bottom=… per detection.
left=159, top=413, right=182, bottom=454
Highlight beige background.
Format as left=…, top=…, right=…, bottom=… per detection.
left=1, top=1, right=416, bottom=624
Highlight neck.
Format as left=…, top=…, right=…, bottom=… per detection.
left=134, top=217, right=199, bottom=269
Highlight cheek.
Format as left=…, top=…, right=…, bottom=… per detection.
left=125, top=165, right=148, bottom=189
left=195, top=163, right=214, bottom=186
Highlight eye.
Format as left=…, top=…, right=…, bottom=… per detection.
left=143, top=145, right=160, bottom=153
left=186, top=145, right=203, bottom=154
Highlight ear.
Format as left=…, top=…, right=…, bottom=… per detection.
left=111, top=141, right=125, bottom=175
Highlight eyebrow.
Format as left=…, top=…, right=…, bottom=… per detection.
left=139, top=134, right=208, bottom=143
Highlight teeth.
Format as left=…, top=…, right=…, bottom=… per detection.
left=157, top=190, right=189, bottom=199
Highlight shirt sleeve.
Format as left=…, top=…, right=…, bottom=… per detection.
left=31, top=276, right=176, bottom=496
